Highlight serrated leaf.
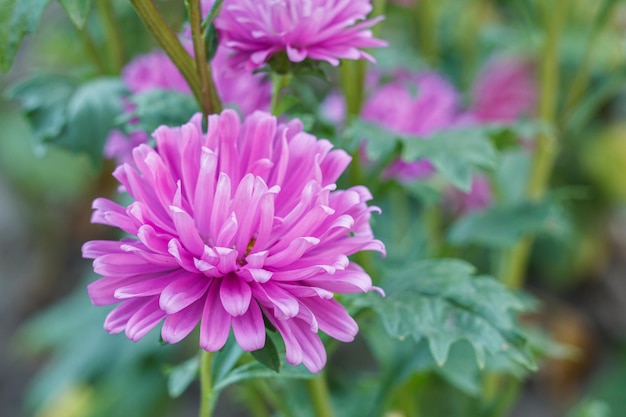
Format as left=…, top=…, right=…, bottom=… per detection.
left=251, top=335, right=280, bottom=373
left=57, top=0, right=91, bottom=28
left=121, top=89, right=199, bottom=135
left=1, top=0, right=51, bottom=72
left=344, top=120, right=498, bottom=191
left=401, top=128, right=498, bottom=192
left=362, top=259, right=536, bottom=370
left=447, top=199, right=568, bottom=247
left=167, top=356, right=199, bottom=398
left=213, top=361, right=314, bottom=393
left=343, top=119, right=399, bottom=156
left=61, top=78, right=125, bottom=166
left=6, top=75, right=124, bottom=167
left=5, top=73, right=76, bottom=142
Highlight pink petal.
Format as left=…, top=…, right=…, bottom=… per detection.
left=200, top=281, right=232, bottom=351
left=159, top=274, right=211, bottom=314
left=232, top=301, right=266, bottom=351
left=220, top=275, right=252, bottom=317
left=161, top=298, right=204, bottom=343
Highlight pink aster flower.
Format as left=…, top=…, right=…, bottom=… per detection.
left=83, top=110, right=385, bottom=373
left=122, top=50, right=191, bottom=95
left=470, top=56, right=536, bottom=123
left=445, top=174, right=492, bottom=214
left=361, top=71, right=460, bottom=181
left=215, top=0, right=387, bottom=69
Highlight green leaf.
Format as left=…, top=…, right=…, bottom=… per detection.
left=121, top=89, right=199, bottom=135
left=1, top=0, right=52, bottom=72
left=401, top=128, right=498, bottom=192
left=343, top=120, right=499, bottom=192
left=167, top=355, right=199, bottom=398
left=6, top=75, right=125, bottom=167
left=204, top=22, right=219, bottom=62
left=251, top=335, right=281, bottom=373
left=57, top=0, right=92, bottom=28
left=343, top=119, right=400, bottom=157
left=447, top=199, right=568, bottom=248
left=5, top=73, right=76, bottom=142
left=61, top=78, right=125, bottom=165
left=213, top=361, right=314, bottom=393
left=201, top=0, right=222, bottom=61
left=361, top=259, right=536, bottom=370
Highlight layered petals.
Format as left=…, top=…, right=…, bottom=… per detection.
left=83, top=110, right=384, bottom=373
left=215, top=0, right=387, bottom=69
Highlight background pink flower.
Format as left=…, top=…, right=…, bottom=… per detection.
left=361, top=71, right=460, bottom=181
left=215, top=0, right=387, bottom=69
left=84, top=110, right=385, bottom=373
left=105, top=45, right=271, bottom=164
left=469, top=56, right=537, bottom=123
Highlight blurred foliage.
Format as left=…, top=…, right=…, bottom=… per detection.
left=4, top=0, right=626, bottom=417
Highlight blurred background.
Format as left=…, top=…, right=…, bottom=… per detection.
left=3, top=0, right=626, bottom=416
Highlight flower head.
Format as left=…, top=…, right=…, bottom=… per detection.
left=84, top=110, right=384, bottom=373
left=470, top=56, right=536, bottom=123
left=361, top=71, right=460, bottom=181
left=445, top=174, right=493, bottom=214
left=215, top=0, right=387, bottom=69
left=122, top=50, right=191, bottom=95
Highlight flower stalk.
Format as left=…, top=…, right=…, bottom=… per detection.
left=307, top=374, right=336, bottom=417
left=129, top=0, right=203, bottom=109
left=498, top=0, right=566, bottom=289
left=270, top=72, right=293, bottom=116
left=187, top=0, right=222, bottom=116
left=96, top=0, right=126, bottom=73
left=199, top=350, right=215, bottom=417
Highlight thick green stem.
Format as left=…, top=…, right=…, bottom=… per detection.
left=76, top=27, right=108, bottom=75
left=497, top=0, right=566, bottom=289
left=96, top=0, right=126, bottom=73
left=415, top=0, right=438, bottom=65
left=371, top=0, right=387, bottom=37
left=253, top=380, right=297, bottom=417
left=340, top=60, right=367, bottom=119
left=563, top=0, right=618, bottom=119
left=307, top=374, right=336, bottom=417
left=188, top=0, right=222, bottom=116
left=199, top=350, right=215, bottom=417
left=270, top=72, right=293, bottom=115
left=129, top=0, right=203, bottom=108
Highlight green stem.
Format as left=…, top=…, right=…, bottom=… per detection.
left=497, top=0, right=566, bottom=289
left=562, top=0, right=618, bottom=119
left=340, top=60, right=367, bottom=119
left=188, top=0, right=222, bottom=116
left=371, top=0, right=387, bottom=37
left=307, top=374, right=336, bottom=417
left=270, top=72, right=293, bottom=115
left=96, top=0, right=126, bottom=73
left=241, top=382, right=272, bottom=417
left=74, top=24, right=107, bottom=75
left=253, top=380, right=297, bottom=417
left=415, top=0, right=438, bottom=65
left=482, top=373, right=521, bottom=417
left=199, top=350, right=215, bottom=417
left=458, top=0, right=486, bottom=89
left=129, top=0, right=203, bottom=109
